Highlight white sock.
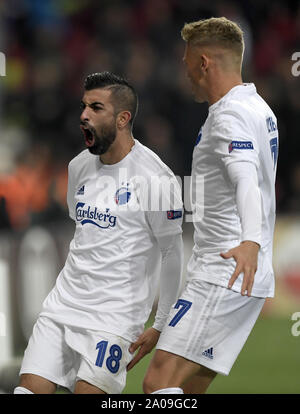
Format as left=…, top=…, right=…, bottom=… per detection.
left=151, top=387, right=184, bottom=394
left=14, top=386, right=34, bottom=394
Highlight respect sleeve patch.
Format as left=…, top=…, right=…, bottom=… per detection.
left=228, top=140, right=254, bottom=153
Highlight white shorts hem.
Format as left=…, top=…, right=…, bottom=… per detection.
left=19, top=367, right=73, bottom=392
left=156, top=345, right=229, bottom=376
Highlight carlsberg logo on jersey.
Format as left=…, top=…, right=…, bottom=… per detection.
left=76, top=202, right=117, bottom=228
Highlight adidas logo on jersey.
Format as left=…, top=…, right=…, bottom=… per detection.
left=202, top=347, right=214, bottom=359
left=77, top=185, right=85, bottom=195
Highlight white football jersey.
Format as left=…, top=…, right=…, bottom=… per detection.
left=187, top=84, right=278, bottom=298
left=40, top=140, right=183, bottom=341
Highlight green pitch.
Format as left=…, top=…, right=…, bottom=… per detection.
left=123, top=316, right=300, bottom=394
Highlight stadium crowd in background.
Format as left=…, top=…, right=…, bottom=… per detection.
left=0, top=0, right=300, bottom=231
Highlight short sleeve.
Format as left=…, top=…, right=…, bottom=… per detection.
left=212, top=107, right=260, bottom=169
left=145, top=174, right=183, bottom=239
left=67, top=162, right=76, bottom=221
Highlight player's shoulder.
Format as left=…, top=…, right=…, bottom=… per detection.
left=67, top=149, right=98, bottom=183
left=134, top=140, right=176, bottom=179
left=213, top=83, right=273, bottom=123
left=68, top=149, right=94, bottom=170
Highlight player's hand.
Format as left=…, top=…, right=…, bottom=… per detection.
left=220, top=241, right=260, bottom=297
left=127, top=327, right=160, bottom=371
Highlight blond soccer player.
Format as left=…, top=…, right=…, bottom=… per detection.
left=142, top=17, right=278, bottom=394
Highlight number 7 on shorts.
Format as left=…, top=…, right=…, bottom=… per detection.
left=168, top=299, right=192, bottom=327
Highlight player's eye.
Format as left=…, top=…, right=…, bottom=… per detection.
left=80, top=102, right=86, bottom=110
left=92, top=105, right=102, bottom=111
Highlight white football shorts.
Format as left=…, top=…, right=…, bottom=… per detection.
left=19, top=316, right=133, bottom=393
left=156, top=279, right=265, bottom=375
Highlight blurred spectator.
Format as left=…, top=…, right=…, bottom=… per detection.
left=0, top=144, right=55, bottom=230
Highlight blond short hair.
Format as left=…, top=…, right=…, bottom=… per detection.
left=181, top=17, right=244, bottom=62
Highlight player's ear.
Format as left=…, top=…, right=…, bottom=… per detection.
left=117, top=111, right=131, bottom=129
left=200, top=53, right=209, bottom=72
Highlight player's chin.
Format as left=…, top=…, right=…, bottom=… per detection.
left=191, top=86, right=206, bottom=104
left=193, top=92, right=206, bottom=104
left=87, top=142, right=109, bottom=155
left=87, top=145, right=103, bottom=155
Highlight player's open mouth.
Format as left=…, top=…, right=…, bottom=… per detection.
left=80, top=125, right=95, bottom=147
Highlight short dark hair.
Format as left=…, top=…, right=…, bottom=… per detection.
left=84, top=71, right=138, bottom=126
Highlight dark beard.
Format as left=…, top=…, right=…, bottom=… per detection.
left=88, top=123, right=117, bottom=155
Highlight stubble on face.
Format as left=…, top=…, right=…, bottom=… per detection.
left=88, top=121, right=117, bottom=155
left=80, top=88, right=118, bottom=155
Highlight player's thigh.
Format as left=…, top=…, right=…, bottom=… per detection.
left=19, top=373, right=56, bottom=394
left=66, top=329, right=133, bottom=394
left=20, top=316, right=77, bottom=392
left=143, top=349, right=202, bottom=393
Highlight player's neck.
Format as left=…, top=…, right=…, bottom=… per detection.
left=100, top=133, right=135, bottom=165
left=207, top=73, right=243, bottom=106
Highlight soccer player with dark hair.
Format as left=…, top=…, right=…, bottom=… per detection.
left=15, top=72, right=183, bottom=394
left=143, top=17, right=279, bottom=394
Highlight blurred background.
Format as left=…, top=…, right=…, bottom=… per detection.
left=0, top=0, right=299, bottom=394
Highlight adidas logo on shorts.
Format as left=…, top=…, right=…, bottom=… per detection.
left=202, top=347, right=214, bottom=359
